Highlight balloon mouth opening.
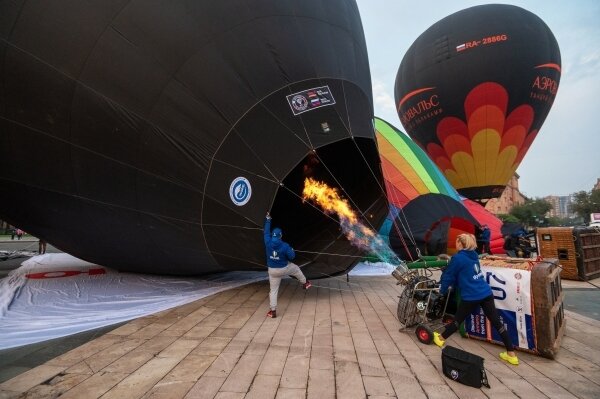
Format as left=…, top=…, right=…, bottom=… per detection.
left=457, top=185, right=506, bottom=202
left=270, top=137, right=388, bottom=279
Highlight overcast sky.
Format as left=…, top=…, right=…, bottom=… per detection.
left=355, top=0, right=600, bottom=198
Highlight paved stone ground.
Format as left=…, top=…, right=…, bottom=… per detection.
left=1, top=276, right=599, bottom=399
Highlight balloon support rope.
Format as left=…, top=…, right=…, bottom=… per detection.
left=295, top=250, right=367, bottom=259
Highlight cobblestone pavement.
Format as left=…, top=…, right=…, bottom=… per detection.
left=1, top=276, right=599, bottom=398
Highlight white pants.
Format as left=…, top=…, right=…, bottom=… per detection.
left=268, top=262, right=306, bottom=311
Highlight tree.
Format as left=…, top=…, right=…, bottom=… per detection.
left=545, top=216, right=581, bottom=227
left=497, top=214, right=520, bottom=223
left=509, top=198, right=553, bottom=227
left=571, top=189, right=600, bottom=223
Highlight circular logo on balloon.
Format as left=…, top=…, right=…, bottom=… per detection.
left=291, top=95, right=308, bottom=112
left=229, top=177, right=252, bottom=206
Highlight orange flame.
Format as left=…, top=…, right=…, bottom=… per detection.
left=302, top=177, right=357, bottom=224
left=302, top=178, right=402, bottom=266
left=303, top=178, right=376, bottom=248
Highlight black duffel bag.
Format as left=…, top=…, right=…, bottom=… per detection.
left=441, top=345, right=490, bottom=388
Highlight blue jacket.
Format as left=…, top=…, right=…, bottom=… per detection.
left=481, top=227, right=491, bottom=242
left=439, top=250, right=492, bottom=301
left=264, top=218, right=295, bottom=268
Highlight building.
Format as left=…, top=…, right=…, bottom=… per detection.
left=594, top=178, right=600, bottom=191
left=485, top=173, right=527, bottom=215
left=544, top=195, right=575, bottom=218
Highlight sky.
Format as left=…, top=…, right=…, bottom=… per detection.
left=355, top=0, right=600, bottom=198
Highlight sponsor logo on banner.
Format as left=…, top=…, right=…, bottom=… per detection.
left=229, top=177, right=251, bottom=206
left=286, top=86, right=335, bottom=115
left=465, top=265, right=536, bottom=350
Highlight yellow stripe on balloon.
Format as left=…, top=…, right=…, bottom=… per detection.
left=379, top=144, right=428, bottom=195
left=494, top=146, right=518, bottom=184
left=470, top=129, right=501, bottom=185
left=444, top=169, right=462, bottom=189
left=450, top=152, right=476, bottom=188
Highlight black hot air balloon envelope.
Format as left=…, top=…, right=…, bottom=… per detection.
left=395, top=4, right=561, bottom=201
left=0, top=1, right=387, bottom=278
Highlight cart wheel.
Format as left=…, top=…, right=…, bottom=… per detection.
left=415, top=324, right=433, bottom=344
left=442, top=314, right=454, bottom=324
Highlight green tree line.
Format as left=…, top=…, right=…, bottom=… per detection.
left=499, top=189, right=600, bottom=227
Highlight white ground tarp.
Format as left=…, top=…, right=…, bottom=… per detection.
left=0, top=253, right=265, bottom=350
left=348, top=261, right=396, bottom=276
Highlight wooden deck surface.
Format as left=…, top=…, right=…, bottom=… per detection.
left=1, top=276, right=599, bottom=398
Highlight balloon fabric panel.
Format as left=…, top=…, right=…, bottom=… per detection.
left=0, top=1, right=388, bottom=277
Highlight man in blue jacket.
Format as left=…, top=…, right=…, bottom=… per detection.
left=264, top=212, right=311, bottom=318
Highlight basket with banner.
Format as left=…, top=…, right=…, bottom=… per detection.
left=463, top=257, right=565, bottom=359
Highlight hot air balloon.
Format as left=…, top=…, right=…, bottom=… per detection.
left=460, top=199, right=505, bottom=255
left=0, top=1, right=388, bottom=278
left=395, top=4, right=561, bottom=201
left=375, top=117, right=477, bottom=260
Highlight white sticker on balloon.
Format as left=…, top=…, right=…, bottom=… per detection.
left=229, top=177, right=252, bottom=206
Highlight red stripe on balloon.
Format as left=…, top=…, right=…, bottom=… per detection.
left=397, top=87, right=436, bottom=109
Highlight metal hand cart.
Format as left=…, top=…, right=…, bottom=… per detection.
left=391, top=257, right=454, bottom=344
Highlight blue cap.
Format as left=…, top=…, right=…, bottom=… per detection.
left=272, top=228, right=282, bottom=238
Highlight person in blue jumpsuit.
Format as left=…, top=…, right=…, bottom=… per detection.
left=264, top=212, right=311, bottom=318
left=480, top=224, right=491, bottom=254
left=433, top=233, right=519, bottom=365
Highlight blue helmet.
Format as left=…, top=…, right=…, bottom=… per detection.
left=272, top=228, right=282, bottom=238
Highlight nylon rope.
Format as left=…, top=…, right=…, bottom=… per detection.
left=295, top=249, right=366, bottom=259
left=342, top=117, right=417, bottom=259
left=334, top=81, right=418, bottom=251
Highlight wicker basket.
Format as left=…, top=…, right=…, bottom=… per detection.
left=531, top=259, right=565, bottom=359
left=474, top=256, right=565, bottom=358
left=536, top=227, right=600, bottom=280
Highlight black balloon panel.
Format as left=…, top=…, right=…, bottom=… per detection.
left=0, top=0, right=387, bottom=276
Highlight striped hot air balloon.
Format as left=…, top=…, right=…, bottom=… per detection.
left=375, top=117, right=477, bottom=259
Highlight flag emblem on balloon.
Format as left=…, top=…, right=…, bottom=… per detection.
left=286, top=86, right=336, bottom=115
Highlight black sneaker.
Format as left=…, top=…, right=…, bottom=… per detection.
left=303, top=280, right=312, bottom=289
left=267, top=310, right=277, bottom=318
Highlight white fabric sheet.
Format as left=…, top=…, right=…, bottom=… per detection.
left=349, top=261, right=396, bottom=276
left=0, top=253, right=265, bottom=350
